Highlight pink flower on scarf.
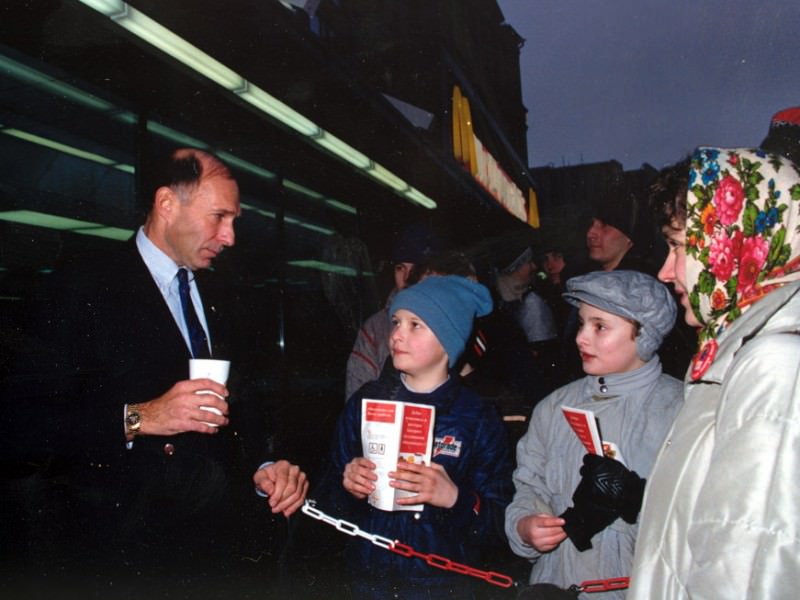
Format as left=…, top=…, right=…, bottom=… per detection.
left=737, top=235, right=769, bottom=294
left=713, top=175, right=745, bottom=226
left=708, top=230, right=736, bottom=281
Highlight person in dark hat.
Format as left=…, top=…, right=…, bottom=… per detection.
left=760, top=106, right=800, bottom=165
left=586, top=174, right=656, bottom=274
left=344, top=223, right=443, bottom=400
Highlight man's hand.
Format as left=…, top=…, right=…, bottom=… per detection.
left=132, top=378, right=229, bottom=438
left=517, top=513, right=567, bottom=553
left=253, top=460, right=308, bottom=517
left=390, top=461, right=458, bottom=509
left=342, top=457, right=377, bottom=500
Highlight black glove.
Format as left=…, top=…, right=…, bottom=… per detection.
left=559, top=453, right=646, bottom=551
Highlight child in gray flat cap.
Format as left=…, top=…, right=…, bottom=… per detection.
left=505, top=270, right=683, bottom=597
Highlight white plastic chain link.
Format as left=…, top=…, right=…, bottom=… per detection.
left=301, top=500, right=395, bottom=550
left=300, top=500, right=513, bottom=588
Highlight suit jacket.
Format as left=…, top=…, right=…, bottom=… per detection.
left=13, top=240, right=275, bottom=567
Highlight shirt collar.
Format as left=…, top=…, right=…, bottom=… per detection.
left=135, top=227, right=189, bottom=292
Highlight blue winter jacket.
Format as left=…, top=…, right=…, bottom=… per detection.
left=316, top=369, right=513, bottom=596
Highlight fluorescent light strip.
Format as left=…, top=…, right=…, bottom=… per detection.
left=284, top=216, right=334, bottom=236
left=287, top=260, right=359, bottom=277
left=147, top=121, right=208, bottom=148
left=239, top=202, right=333, bottom=235
left=311, top=131, right=370, bottom=169
left=109, top=3, right=245, bottom=90
left=72, top=226, right=134, bottom=241
left=217, top=151, right=276, bottom=182
left=325, top=199, right=357, bottom=215
left=236, top=85, right=320, bottom=137
left=0, top=54, right=114, bottom=112
left=284, top=179, right=323, bottom=200
left=76, top=0, right=436, bottom=210
left=366, top=161, right=407, bottom=192
left=240, top=202, right=277, bottom=220
left=0, top=209, right=134, bottom=240
left=0, top=125, right=134, bottom=173
left=403, top=186, right=438, bottom=209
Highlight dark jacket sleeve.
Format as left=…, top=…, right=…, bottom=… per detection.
left=432, top=401, right=514, bottom=547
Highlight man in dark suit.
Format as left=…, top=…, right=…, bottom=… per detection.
left=3, top=149, right=307, bottom=596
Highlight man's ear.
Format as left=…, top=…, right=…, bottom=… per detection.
left=153, top=186, right=176, bottom=221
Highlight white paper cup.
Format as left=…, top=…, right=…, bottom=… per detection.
left=189, top=359, right=230, bottom=426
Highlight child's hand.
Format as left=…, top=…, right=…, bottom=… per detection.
left=342, top=457, right=377, bottom=500
left=517, top=513, right=567, bottom=553
left=389, top=461, right=458, bottom=508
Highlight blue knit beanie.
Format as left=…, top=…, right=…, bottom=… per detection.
left=390, top=275, right=493, bottom=368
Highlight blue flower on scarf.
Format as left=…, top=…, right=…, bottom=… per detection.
left=701, top=162, right=720, bottom=185
left=755, top=207, right=780, bottom=234
left=694, top=148, right=721, bottom=185
left=766, top=206, right=779, bottom=227
left=755, top=211, right=767, bottom=233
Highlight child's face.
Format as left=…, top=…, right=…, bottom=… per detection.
left=390, top=309, right=448, bottom=382
left=576, top=303, right=644, bottom=376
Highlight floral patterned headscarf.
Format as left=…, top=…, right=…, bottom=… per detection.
left=685, top=147, right=800, bottom=379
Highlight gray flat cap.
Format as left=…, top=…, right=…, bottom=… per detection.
left=563, top=270, right=677, bottom=361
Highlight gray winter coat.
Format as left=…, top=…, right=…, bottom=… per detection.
left=505, top=358, right=682, bottom=598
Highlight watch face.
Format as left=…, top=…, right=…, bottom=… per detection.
left=126, top=411, right=141, bottom=427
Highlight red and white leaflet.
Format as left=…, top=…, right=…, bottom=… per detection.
left=561, top=406, right=603, bottom=456
left=361, top=399, right=435, bottom=512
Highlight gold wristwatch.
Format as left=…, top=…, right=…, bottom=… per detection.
left=125, top=405, right=142, bottom=437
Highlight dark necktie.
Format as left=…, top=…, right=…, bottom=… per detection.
left=177, top=268, right=210, bottom=358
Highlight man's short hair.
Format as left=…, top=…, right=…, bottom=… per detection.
left=141, top=148, right=232, bottom=212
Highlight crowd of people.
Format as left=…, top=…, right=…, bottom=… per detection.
left=1, top=107, right=799, bottom=599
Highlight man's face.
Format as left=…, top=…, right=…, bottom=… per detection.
left=658, top=221, right=701, bottom=327
left=586, top=218, right=633, bottom=270
left=164, top=175, right=240, bottom=271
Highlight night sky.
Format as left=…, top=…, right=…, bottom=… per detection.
left=497, top=0, right=799, bottom=170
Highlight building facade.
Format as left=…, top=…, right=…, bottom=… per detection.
left=0, top=0, right=536, bottom=467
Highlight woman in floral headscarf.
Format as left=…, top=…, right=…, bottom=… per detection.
left=627, top=147, right=800, bottom=599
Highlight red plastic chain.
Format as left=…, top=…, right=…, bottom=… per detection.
left=300, top=501, right=514, bottom=589
left=390, top=541, right=513, bottom=588
left=578, top=577, right=630, bottom=592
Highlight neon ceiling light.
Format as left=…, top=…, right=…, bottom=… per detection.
left=0, top=54, right=114, bottom=112
left=1, top=54, right=357, bottom=217
left=239, top=203, right=334, bottom=236
left=0, top=210, right=133, bottom=241
left=0, top=125, right=134, bottom=173
left=0, top=123, right=329, bottom=239
left=76, top=0, right=437, bottom=210
left=3, top=51, right=359, bottom=215
left=288, top=260, right=362, bottom=277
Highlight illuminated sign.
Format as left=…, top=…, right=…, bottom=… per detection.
left=451, top=86, right=538, bottom=227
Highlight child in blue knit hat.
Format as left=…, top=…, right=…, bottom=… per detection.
left=320, top=275, right=514, bottom=599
